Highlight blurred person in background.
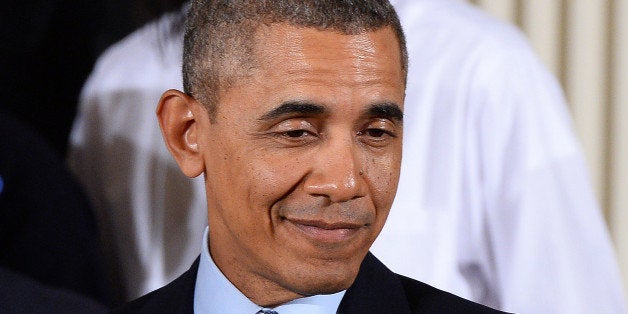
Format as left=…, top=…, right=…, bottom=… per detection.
left=0, top=0, right=188, bottom=307
left=0, top=109, right=110, bottom=311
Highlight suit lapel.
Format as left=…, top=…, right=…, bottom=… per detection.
left=161, top=258, right=198, bottom=313
left=129, top=258, right=198, bottom=314
left=337, top=252, right=412, bottom=313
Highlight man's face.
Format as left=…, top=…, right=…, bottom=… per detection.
left=198, top=24, right=405, bottom=305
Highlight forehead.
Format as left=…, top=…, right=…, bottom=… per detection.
left=247, top=23, right=405, bottom=92
left=211, top=23, right=406, bottom=124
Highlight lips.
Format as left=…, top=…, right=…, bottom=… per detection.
left=284, top=218, right=366, bottom=244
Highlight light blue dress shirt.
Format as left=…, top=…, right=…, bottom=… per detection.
left=194, top=227, right=346, bottom=313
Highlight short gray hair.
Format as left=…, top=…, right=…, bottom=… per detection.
left=183, top=0, right=407, bottom=118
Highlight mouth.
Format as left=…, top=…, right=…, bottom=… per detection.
left=283, top=218, right=367, bottom=244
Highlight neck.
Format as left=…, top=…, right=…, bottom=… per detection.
left=208, top=230, right=305, bottom=307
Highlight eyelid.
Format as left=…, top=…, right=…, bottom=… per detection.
left=264, top=118, right=320, bottom=147
left=270, top=119, right=317, bottom=133
left=364, top=118, right=398, bottom=134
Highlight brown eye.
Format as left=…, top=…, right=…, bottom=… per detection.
left=365, top=129, right=387, bottom=138
left=268, top=119, right=319, bottom=146
left=284, top=130, right=310, bottom=138
left=358, top=128, right=394, bottom=138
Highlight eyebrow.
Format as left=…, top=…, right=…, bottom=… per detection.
left=365, top=103, right=404, bottom=123
left=259, top=101, right=326, bottom=120
left=258, top=100, right=403, bottom=123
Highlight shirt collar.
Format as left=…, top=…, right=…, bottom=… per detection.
left=194, top=227, right=346, bottom=314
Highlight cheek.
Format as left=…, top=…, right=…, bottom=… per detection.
left=366, top=152, right=401, bottom=212
left=245, top=153, right=310, bottom=210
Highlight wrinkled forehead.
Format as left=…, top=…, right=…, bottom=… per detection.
left=213, top=24, right=406, bottom=122
left=243, top=23, right=405, bottom=83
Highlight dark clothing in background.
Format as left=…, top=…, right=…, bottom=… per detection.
left=1, top=1, right=105, bottom=155
left=0, top=110, right=111, bottom=307
left=0, top=267, right=108, bottom=314
left=0, top=1, right=189, bottom=309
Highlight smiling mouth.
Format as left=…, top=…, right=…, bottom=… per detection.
left=283, top=218, right=367, bottom=244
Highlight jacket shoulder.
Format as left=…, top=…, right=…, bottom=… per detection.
left=339, top=253, right=508, bottom=313
left=111, top=259, right=199, bottom=314
left=398, top=275, right=509, bottom=313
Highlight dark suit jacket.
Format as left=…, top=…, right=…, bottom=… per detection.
left=113, top=252, right=506, bottom=313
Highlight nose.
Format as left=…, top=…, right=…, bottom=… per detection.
left=303, top=137, right=367, bottom=203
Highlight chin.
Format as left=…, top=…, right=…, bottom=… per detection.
left=294, top=276, right=357, bottom=296
left=315, top=278, right=356, bottom=295
left=287, top=260, right=361, bottom=296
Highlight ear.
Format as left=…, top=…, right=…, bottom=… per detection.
left=156, top=89, right=205, bottom=178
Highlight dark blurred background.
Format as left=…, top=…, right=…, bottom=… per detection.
left=0, top=0, right=186, bottom=156
left=0, top=1, right=186, bottom=310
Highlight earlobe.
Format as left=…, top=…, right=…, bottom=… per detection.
left=156, top=89, right=205, bottom=178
